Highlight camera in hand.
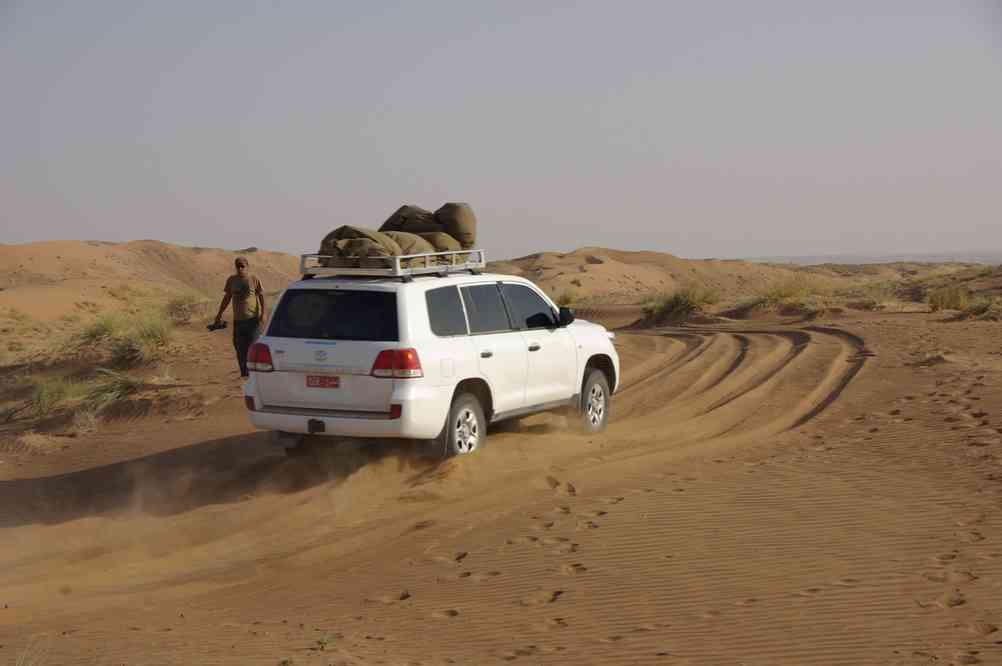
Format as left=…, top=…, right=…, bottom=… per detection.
left=207, top=320, right=228, bottom=332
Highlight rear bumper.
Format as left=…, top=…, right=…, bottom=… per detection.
left=244, top=381, right=450, bottom=440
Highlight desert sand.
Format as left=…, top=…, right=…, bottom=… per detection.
left=1, top=242, right=1000, bottom=665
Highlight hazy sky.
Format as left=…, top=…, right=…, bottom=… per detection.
left=2, top=1, right=1000, bottom=260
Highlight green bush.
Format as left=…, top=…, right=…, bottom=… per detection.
left=643, top=286, right=720, bottom=320
left=928, top=286, right=970, bottom=311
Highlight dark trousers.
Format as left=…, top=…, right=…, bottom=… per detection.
left=233, top=318, right=260, bottom=377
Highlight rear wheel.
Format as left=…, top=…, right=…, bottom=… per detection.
left=438, top=393, right=487, bottom=457
left=579, top=369, right=611, bottom=433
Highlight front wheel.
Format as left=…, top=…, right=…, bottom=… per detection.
left=580, top=369, right=611, bottom=433
left=437, top=393, right=487, bottom=457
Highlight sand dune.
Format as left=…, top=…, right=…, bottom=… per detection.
left=0, top=240, right=299, bottom=321
left=1, top=243, right=1001, bottom=665
left=488, top=247, right=969, bottom=306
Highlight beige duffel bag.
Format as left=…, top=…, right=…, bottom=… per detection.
left=319, top=225, right=403, bottom=267
left=382, top=231, right=436, bottom=255
left=418, top=231, right=462, bottom=252
left=379, top=205, right=442, bottom=234
left=434, top=203, right=477, bottom=249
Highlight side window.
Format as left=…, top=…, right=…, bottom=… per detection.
left=501, top=284, right=557, bottom=330
left=460, top=284, right=513, bottom=334
left=426, top=286, right=468, bottom=336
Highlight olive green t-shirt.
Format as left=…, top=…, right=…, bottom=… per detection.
left=224, top=274, right=263, bottom=321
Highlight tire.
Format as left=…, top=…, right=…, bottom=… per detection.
left=579, top=369, right=611, bottom=433
left=437, top=393, right=487, bottom=457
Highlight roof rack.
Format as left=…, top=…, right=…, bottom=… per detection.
left=300, top=249, right=486, bottom=280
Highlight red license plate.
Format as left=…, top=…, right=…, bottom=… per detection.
left=306, top=375, right=340, bottom=389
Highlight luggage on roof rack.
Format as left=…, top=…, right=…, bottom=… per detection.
left=300, top=249, right=486, bottom=280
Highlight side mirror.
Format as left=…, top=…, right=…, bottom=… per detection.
left=558, top=306, right=575, bottom=327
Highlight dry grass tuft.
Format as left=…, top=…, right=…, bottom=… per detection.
left=84, top=369, right=145, bottom=412
left=643, top=286, right=720, bottom=321
left=29, top=378, right=70, bottom=418
left=928, top=286, right=970, bottom=312
left=77, top=313, right=126, bottom=346
left=164, top=291, right=210, bottom=325
left=962, top=296, right=1002, bottom=321
left=107, top=311, right=172, bottom=367
left=15, top=634, right=52, bottom=666
left=70, top=407, right=101, bottom=435
left=15, top=431, right=62, bottom=455
left=556, top=289, right=578, bottom=307
left=75, top=309, right=173, bottom=367
left=5, top=307, right=31, bottom=324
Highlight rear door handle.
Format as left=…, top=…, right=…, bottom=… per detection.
left=528, top=343, right=541, bottom=352
left=481, top=350, right=493, bottom=358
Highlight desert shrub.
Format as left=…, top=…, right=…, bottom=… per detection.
left=963, top=296, right=1002, bottom=321
left=928, top=286, right=970, bottom=312
left=78, top=313, right=126, bottom=346
left=150, top=366, right=177, bottom=385
left=315, top=635, right=337, bottom=652
left=15, top=634, right=52, bottom=666
left=70, top=407, right=100, bottom=435
left=643, top=285, right=720, bottom=320
left=556, top=289, right=577, bottom=307
left=84, top=369, right=144, bottom=412
left=29, top=378, right=70, bottom=418
left=730, top=296, right=768, bottom=315
left=777, top=296, right=829, bottom=318
left=835, top=280, right=899, bottom=306
left=750, top=277, right=842, bottom=317
left=105, top=311, right=172, bottom=367
left=106, top=284, right=145, bottom=302
left=5, top=307, right=30, bottom=323
left=758, top=281, right=812, bottom=305
left=164, top=291, right=209, bottom=325
left=845, top=298, right=880, bottom=311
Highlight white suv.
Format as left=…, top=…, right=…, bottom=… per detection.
left=243, top=252, right=619, bottom=456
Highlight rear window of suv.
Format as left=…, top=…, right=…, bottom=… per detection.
left=268, top=289, right=398, bottom=341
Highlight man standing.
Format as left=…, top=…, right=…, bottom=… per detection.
left=214, top=257, right=266, bottom=378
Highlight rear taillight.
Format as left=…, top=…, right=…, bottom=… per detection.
left=247, top=343, right=274, bottom=372
left=370, top=348, right=423, bottom=378
left=389, top=404, right=402, bottom=420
